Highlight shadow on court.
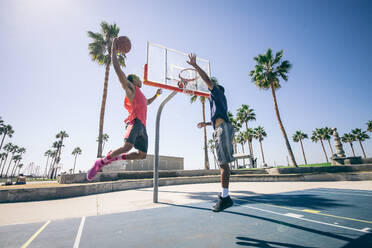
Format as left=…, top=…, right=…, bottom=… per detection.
left=159, top=202, right=363, bottom=247
left=142, top=188, right=350, bottom=210
left=238, top=192, right=351, bottom=210
left=235, top=236, right=317, bottom=248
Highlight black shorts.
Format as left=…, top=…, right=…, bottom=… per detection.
left=124, top=118, right=148, bottom=153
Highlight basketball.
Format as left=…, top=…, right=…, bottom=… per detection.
left=116, top=36, right=131, bottom=54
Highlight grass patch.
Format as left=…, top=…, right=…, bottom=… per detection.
left=276, top=163, right=331, bottom=168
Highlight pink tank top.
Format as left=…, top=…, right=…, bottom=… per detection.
left=124, top=86, right=147, bottom=126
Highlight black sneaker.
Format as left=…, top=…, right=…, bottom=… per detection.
left=212, top=195, right=233, bottom=212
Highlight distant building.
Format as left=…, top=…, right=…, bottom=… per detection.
left=101, top=154, right=184, bottom=172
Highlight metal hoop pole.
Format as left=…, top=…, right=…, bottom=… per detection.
left=153, top=90, right=177, bottom=203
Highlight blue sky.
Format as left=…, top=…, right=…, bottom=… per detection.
left=0, top=0, right=371, bottom=173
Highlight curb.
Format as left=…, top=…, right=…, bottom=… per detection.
left=1, top=172, right=372, bottom=203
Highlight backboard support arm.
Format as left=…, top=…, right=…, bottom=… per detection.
left=153, top=90, right=178, bottom=203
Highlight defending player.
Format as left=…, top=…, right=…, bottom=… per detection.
left=187, top=53, right=235, bottom=212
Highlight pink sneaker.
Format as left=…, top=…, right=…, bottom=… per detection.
left=87, top=158, right=105, bottom=181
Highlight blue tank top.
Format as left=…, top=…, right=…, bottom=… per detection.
left=209, top=86, right=229, bottom=129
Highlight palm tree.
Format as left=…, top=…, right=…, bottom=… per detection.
left=351, top=128, right=370, bottom=158
left=323, top=126, right=334, bottom=155
left=0, top=124, right=14, bottom=151
left=50, top=141, right=62, bottom=179
left=72, top=147, right=82, bottom=174
left=236, top=104, right=256, bottom=165
left=227, top=111, right=241, bottom=154
left=191, top=93, right=210, bottom=170
left=208, top=139, right=218, bottom=169
left=293, top=131, right=309, bottom=165
left=52, top=131, right=69, bottom=178
left=43, top=149, right=52, bottom=178
left=367, top=120, right=372, bottom=133
left=5, top=144, right=18, bottom=177
left=236, top=131, right=248, bottom=166
left=227, top=111, right=241, bottom=168
left=48, top=150, right=58, bottom=178
left=246, top=128, right=255, bottom=165
left=88, top=21, right=125, bottom=158
left=0, top=143, right=13, bottom=177
left=97, top=133, right=109, bottom=153
left=311, top=128, right=328, bottom=163
left=341, top=133, right=356, bottom=157
left=56, top=131, right=69, bottom=161
left=249, top=48, right=297, bottom=167
left=8, top=147, right=25, bottom=177
left=10, top=154, right=22, bottom=177
left=254, top=126, right=267, bottom=165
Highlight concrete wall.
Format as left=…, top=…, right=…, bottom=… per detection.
left=102, top=154, right=184, bottom=172
left=60, top=169, right=268, bottom=184
left=125, top=154, right=184, bottom=171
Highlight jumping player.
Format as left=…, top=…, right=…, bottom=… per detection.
left=87, top=38, right=162, bottom=181
left=187, top=53, right=235, bottom=212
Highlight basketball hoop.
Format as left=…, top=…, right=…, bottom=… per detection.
left=179, top=68, right=198, bottom=83
left=178, top=68, right=198, bottom=96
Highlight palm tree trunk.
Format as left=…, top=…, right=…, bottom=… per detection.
left=1, top=155, right=9, bottom=177
left=245, top=122, right=254, bottom=166
left=350, top=143, right=355, bottom=157
left=0, top=132, right=7, bottom=150
left=358, top=140, right=366, bottom=158
left=97, top=56, right=111, bottom=158
left=0, top=158, right=4, bottom=176
left=299, top=139, right=308, bottom=165
left=233, top=138, right=238, bottom=168
left=259, top=140, right=265, bottom=164
left=320, top=139, right=329, bottom=163
left=73, top=154, right=77, bottom=174
left=240, top=143, right=245, bottom=165
left=56, top=137, right=64, bottom=167
left=202, top=101, right=210, bottom=170
left=271, top=85, right=297, bottom=167
left=248, top=140, right=254, bottom=167
left=5, top=156, right=14, bottom=177
left=11, top=160, right=20, bottom=177
left=327, top=140, right=334, bottom=155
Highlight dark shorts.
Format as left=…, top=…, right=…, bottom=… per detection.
left=213, top=122, right=235, bottom=165
left=124, top=118, right=148, bottom=153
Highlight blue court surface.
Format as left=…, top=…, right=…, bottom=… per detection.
left=1, top=188, right=371, bottom=248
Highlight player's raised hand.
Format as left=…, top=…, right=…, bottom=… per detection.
left=187, top=53, right=197, bottom=67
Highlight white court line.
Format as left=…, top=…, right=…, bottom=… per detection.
left=234, top=203, right=369, bottom=233
left=309, top=189, right=372, bottom=197
left=284, top=213, right=304, bottom=218
left=73, top=216, right=86, bottom=248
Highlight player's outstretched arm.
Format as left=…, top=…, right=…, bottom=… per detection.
left=111, top=38, right=135, bottom=99
left=187, top=53, right=214, bottom=90
left=197, top=122, right=212, bottom=128
left=147, top=89, right=162, bottom=105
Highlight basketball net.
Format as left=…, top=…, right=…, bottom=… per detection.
left=178, top=68, right=199, bottom=96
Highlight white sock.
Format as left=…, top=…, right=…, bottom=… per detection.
left=222, top=188, right=229, bottom=198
